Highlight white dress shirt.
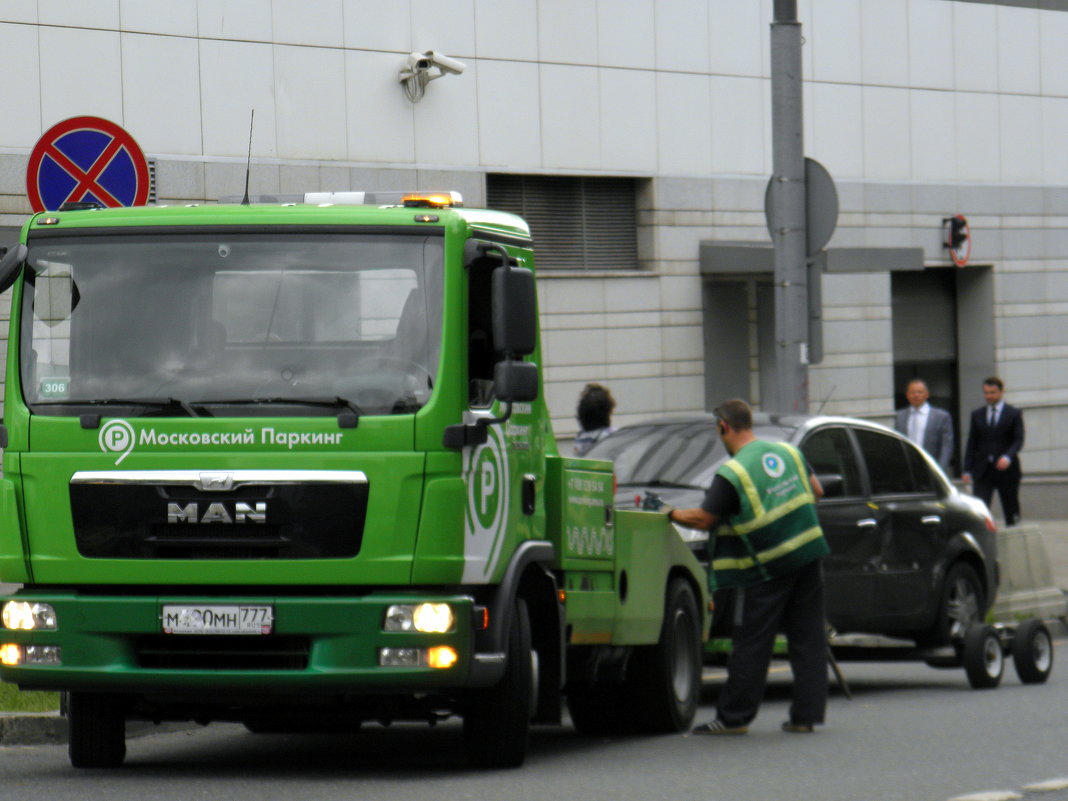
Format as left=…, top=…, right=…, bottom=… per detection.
left=908, top=403, right=930, bottom=446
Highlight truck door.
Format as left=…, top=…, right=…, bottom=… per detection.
left=456, top=240, right=543, bottom=584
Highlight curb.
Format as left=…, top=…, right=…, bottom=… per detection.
left=0, top=712, right=66, bottom=746
left=0, top=713, right=192, bottom=747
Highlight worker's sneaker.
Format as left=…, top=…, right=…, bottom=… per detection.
left=781, top=721, right=816, bottom=733
left=692, top=719, right=748, bottom=735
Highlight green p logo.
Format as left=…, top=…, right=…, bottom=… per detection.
left=475, top=446, right=500, bottom=528
left=463, top=425, right=511, bottom=583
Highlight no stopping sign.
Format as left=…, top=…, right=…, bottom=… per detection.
left=26, top=116, right=150, bottom=212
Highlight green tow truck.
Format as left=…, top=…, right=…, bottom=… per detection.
left=0, top=192, right=708, bottom=768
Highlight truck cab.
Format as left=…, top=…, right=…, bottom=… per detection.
left=0, top=193, right=708, bottom=768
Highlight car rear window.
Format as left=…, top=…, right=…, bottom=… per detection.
left=586, top=420, right=795, bottom=490
left=591, top=422, right=724, bottom=488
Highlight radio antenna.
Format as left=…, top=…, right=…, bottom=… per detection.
left=815, top=384, right=836, bottom=416
left=241, top=109, right=254, bottom=206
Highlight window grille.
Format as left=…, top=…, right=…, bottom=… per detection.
left=486, top=174, right=637, bottom=270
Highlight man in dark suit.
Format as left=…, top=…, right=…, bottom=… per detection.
left=963, top=376, right=1025, bottom=526
left=894, top=378, right=954, bottom=472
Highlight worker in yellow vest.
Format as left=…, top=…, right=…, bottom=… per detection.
left=667, top=398, right=829, bottom=735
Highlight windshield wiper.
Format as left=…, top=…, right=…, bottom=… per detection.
left=200, top=396, right=364, bottom=427
left=40, top=397, right=207, bottom=417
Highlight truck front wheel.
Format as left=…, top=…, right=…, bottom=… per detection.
left=625, top=578, right=702, bottom=732
left=68, top=692, right=126, bottom=769
left=463, top=597, right=533, bottom=768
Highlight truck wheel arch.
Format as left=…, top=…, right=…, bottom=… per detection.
left=471, top=540, right=562, bottom=723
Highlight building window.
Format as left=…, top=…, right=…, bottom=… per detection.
left=486, top=174, right=638, bottom=270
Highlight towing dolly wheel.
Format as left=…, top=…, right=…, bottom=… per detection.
left=962, top=624, right=1004, bottom=689
left=1012, top=619, right=1054, bottom=684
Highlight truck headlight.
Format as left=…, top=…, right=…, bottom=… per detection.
left=383, top=603, right=455, bottom=633
left=426, top=646, right=458, bottom=669
left=377, top=645, right=458, bottom=669
left=2, top=602, right=57, bottom=631
left=0, top=644, right=62, bottom=666
left=0, top=644, right=21, bottom=666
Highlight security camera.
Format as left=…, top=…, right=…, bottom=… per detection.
left=399, top=50, right=466, bottom=102
left=405, top=52, right=433, bottom=72
left=424, top=51, right=465, bottom=76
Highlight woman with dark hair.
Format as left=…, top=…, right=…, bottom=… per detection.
left=573, top=383, right=617, bottom=456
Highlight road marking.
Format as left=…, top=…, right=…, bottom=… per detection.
left=1022, top=778, right=1068, bottom=792
left=947, top=792, right=1022, bottom=801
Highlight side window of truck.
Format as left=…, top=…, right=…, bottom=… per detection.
left=467, top=253, right=498, bottom=408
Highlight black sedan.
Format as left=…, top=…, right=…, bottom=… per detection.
left=585, top=413, right=999, bottom=647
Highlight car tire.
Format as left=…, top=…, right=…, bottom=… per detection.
left=68, top=692, right=126, bottom=769
left=1012, top=618, right=1054, bottom=684
left=963, top=624, right=1004, bottom=689
left=920, top=562, right=985, bottom=647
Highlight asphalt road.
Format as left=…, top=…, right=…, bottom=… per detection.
left=1, top=650, right=1067, bottom=801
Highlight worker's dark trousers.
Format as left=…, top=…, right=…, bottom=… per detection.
left=717, top=559, right=828, bottom=727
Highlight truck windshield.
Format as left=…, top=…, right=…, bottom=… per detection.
left=20, top=231, right=443, bottom=417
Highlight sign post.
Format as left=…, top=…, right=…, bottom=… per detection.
left=768, top=0, right=809, bottom=413
left=26, top=116, right=149, bottom=213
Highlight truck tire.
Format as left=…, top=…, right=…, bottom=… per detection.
left=566, top=682, right=628, bottom=736
left=68, top=693, right=126, bottom=769
left=463, top=598, right=533, bottom=768
left=625, top=578, right=702, bottom=732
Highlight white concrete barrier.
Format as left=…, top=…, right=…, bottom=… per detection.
left=991, top=523, right=1068, bottom=622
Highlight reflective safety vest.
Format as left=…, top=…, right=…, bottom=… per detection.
left=709, top=440, right=829, bottom=590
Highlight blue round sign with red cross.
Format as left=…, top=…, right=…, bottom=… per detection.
left=26, top=116, right=149, bottom=212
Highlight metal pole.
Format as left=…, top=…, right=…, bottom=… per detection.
left=770, top=0, right=809, bottom=413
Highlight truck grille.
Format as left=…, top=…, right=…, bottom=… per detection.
left=70, top=471, right=368, bottom=559
left=135, top=635, right=310, bottom=670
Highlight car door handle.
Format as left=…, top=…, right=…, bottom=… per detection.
left=921, top=515, right=942, bottom=525
left=856, top=518, right=878, bottom=528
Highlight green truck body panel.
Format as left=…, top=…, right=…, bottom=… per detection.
left=0, top=201, right=709, bottom=741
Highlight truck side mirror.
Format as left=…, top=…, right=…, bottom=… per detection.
left=0, top=244, right=28, bottom=294
left=492, top=265, right=536, bottom=357
left=494, top=360, right=538, bottom=403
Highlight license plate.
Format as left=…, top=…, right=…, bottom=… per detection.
left=162, top=605, right=273, bottom=635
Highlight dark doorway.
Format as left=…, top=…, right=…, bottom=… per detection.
left=891, top=268, right=960, bottom=474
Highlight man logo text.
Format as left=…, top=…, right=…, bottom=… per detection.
left=167, top=502, right=267, bottom=524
